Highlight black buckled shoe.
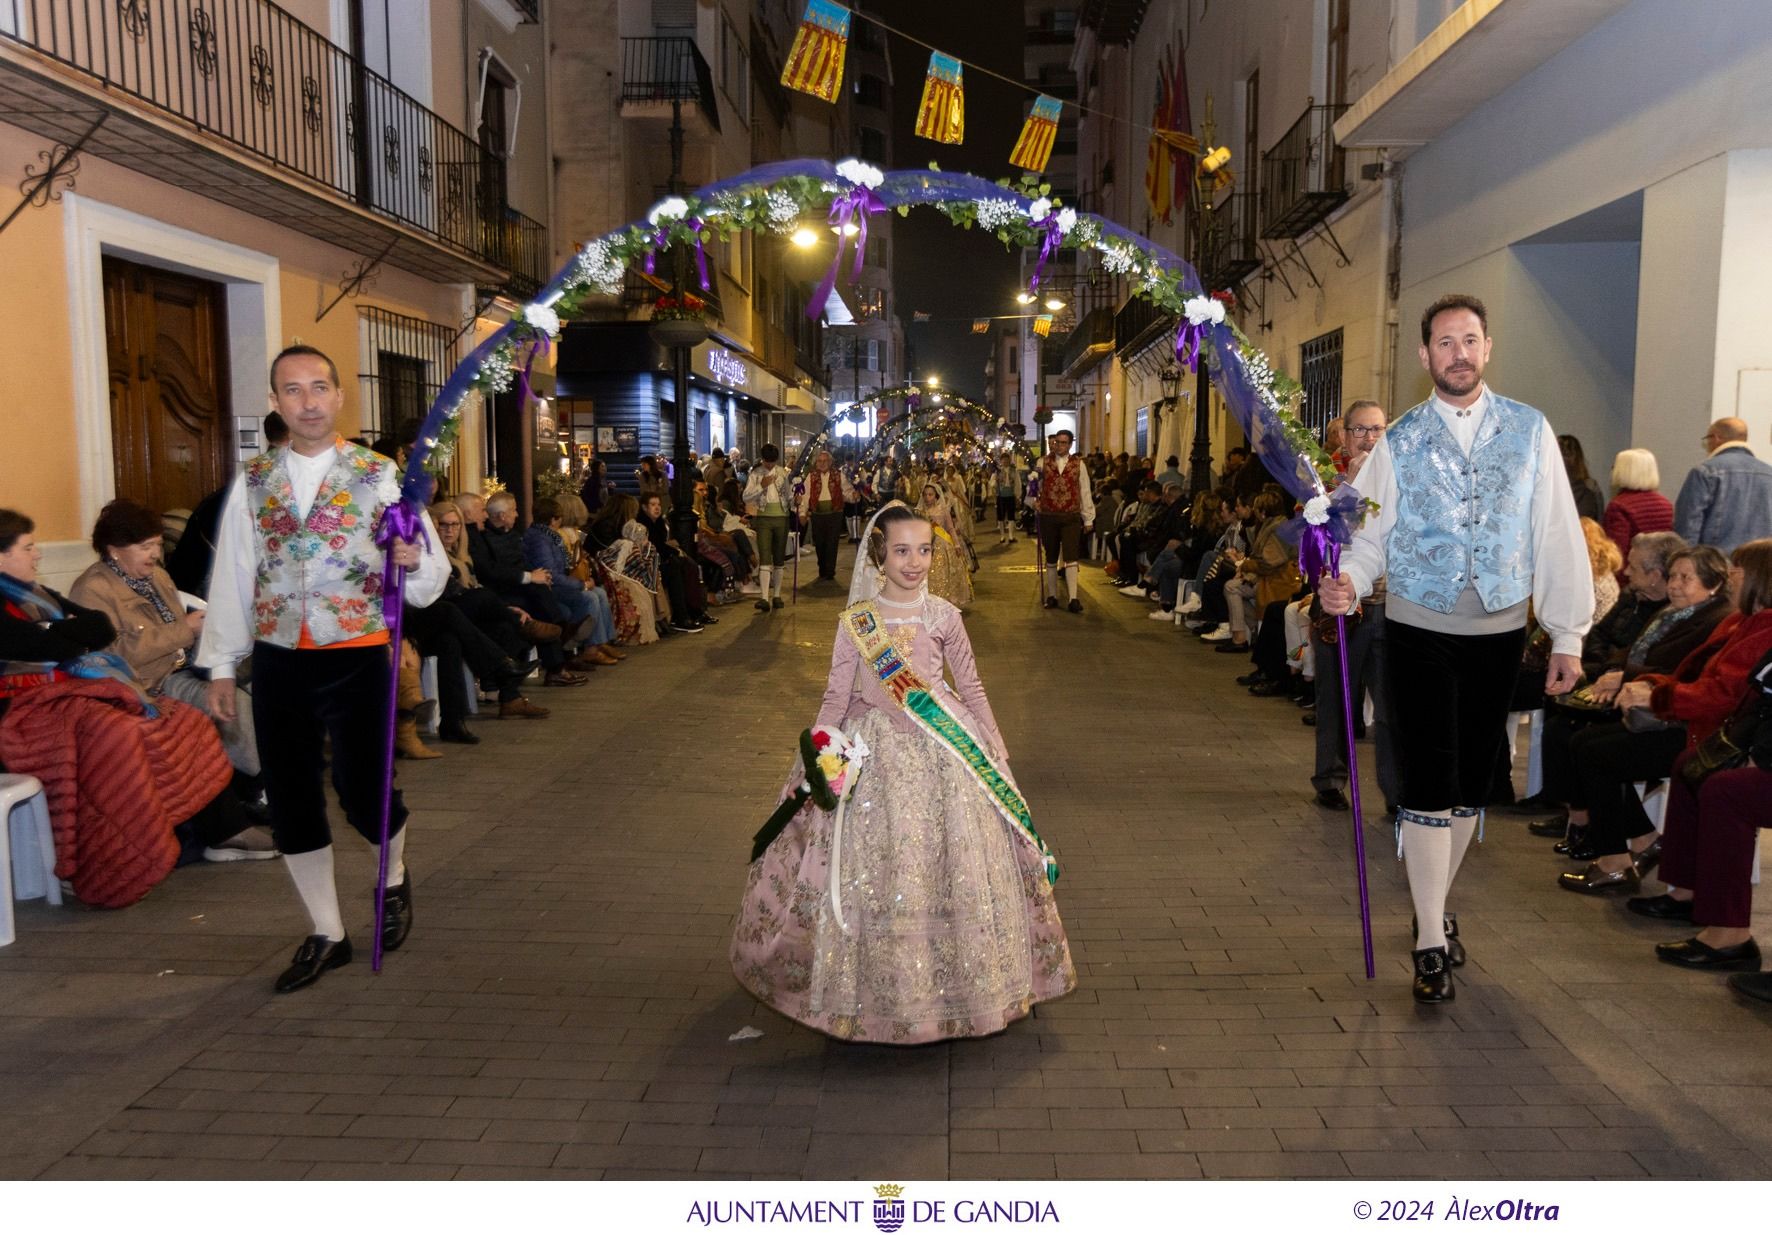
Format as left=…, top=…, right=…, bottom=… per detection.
left=274, top=934, right=352, bottom=994
left=1067, top=598, right=1083, bottom=613
left=1654, top=936, right=1761, bottom=971
left=1043, top=596, right=1059, bottom=609
left=1631, top=839, right=1662, bottom=874
left=1627, top=893, right=1694, bottom=922
left=1412, top=946, right=1455, bottom=1003
left=1411, top=914, right=1467, bottom=967
left=1559, top=862, right=1641, bottom=895
left=380, top=873, right=413, bottom=952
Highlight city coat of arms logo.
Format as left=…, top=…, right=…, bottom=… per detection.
left=872, top=1183, right=906, bottom=1233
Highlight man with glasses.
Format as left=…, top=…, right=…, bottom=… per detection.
left=1674, top=418, right=1772, bottom=554
left=1310, top=401, right=1401, bottom=823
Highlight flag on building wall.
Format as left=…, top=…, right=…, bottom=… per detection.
left=781, top=0, right=851, bottom=103
left=1009, top=95, right=1063, bottom=175
left=971, top=318, right=990, bottom=334
left=1032, top=314, right=1053, bottom=337
left=913, top=310, right=932, bottom=322
left=1145, top=42, right=1193, bottom=224
left=914, top=51, right=965, bottom=145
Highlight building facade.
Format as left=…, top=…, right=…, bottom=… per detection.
left=2, top=0, right=550, bottom=588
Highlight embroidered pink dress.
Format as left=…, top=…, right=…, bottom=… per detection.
left=731, top=594, right=1075, bottom=1043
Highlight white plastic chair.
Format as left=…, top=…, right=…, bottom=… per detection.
left=1, top=774, right=61, bottom=947
left=1507, top=709, right=1545, bottom=800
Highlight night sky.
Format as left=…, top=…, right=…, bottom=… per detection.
left=873, top=0, right=1028, bottom=402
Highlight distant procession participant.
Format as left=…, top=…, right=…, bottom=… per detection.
left=1319, top=295, right=1592, bottom=1004
left=799, top=449, right=851, bottom=583
left=1036, top=429, right=1095, bottom=613
left=994, top=451, right=1025, bottom=545
left=198, top=345, right=449, bottom=994
left=743, top=443, right=793, bottom=613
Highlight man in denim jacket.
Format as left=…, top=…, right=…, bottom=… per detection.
left=1674, top=419, right=1772, bottom=554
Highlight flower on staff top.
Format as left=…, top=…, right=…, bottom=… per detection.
left=1303, top=494, right=1332, bottom=526
left=523, top=303, right=561, bottom=337
left=1183, top=295, right=1227, bottom=327
left=1027, top=197, right=1053, bottom=223
left=834, top=159, right=884, bottom=189
left=647, top=196, right=690, bottom=226
left=1055, top=207, right=1078, bottom=234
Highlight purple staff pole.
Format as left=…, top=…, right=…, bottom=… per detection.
left=1333, top=603, right=1377, bottom=980
left=371, top=503, right=422, bottom=973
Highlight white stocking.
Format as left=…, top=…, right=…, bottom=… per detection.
left=1043, top=563, right=1058, bottom=598
left=1447, top=809, right=1480, bottom=889
left=284, top=846, right=345, bottom=942
left=383, top=826, right=408, bottom=886
left=1064, top=564, right=1079, bottom=601
left=1399, top=811, right=1453, bottom=950
left=757, top=565, right=772, bottom=602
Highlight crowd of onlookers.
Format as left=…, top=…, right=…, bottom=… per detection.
left=1101, top=409, right=1772, bottom=1005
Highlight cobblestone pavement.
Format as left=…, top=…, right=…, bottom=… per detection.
left=3, top=537, right=1771, bottom=1180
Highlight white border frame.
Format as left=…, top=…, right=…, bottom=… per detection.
left=62, top=192, right=282, bottom=537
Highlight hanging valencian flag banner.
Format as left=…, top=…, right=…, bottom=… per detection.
left=780, top=0, right=852, bottom=103
left=1010, top=95, right=1063, bottom=174
left=1146, top=41, right=1194, bottom=225
left=914, top=51, right=965, bottom=145
left=1032, top=314, right=1053, bottom=337
left=971, top=318, right=990, bottom=334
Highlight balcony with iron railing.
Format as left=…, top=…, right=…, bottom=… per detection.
left=0, top=0, right=544, bottom=290
left=1260, top=102, right=1351, bottom=239
left=1199, top=191, right=1262, bottom=290
left=1113, top=293, right=1176, bottom=361
left=620, top=36, right=721, bottom=136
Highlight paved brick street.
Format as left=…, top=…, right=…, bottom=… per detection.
left=3, top=539, right=1771, bottom=1181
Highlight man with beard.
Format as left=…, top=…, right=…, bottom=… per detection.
left=1318, top=295, right=1591, bottom=1004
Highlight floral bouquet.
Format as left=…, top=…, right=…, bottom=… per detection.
left=748, top=725, right=867, bottom=863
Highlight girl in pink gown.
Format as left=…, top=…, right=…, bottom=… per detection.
left=731, top=504, right=1074, bottom=1043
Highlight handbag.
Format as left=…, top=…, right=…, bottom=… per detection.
left=1681, top=704, right=1762, bottom=790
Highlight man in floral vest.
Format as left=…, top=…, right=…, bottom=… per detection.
left=1320, top=296, right=1591, bottom=1004
left=198, top=345, right=448, bottom=993
left=1036, top=429, right=1095, bottom=613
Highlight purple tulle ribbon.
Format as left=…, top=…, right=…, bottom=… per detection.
left=641, top=221, right=708, bottom=289
left=808, top=184, right=886, bottom=319
left=1175, top=317, right=1211, bottom=373
left=515, top=334, right=548, bottom=420
left=371, top=498, right=425, bottom=974
left=1028, top=217, right=1063, bottom=292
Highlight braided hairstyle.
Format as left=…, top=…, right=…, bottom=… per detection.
left=867, top=502, right=932, bottom=566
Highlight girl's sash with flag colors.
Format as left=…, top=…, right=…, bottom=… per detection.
left=781, top=0, right=851, bottom=103
left=915, top=52, right=965, bottom=145
left=841, top=600, right=1058, bottom=884
left=1010, top=95, right=1063, bottom=174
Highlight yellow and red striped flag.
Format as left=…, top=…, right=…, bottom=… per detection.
left=915, top=52, right=965, bottom=145
left=1010, top=95, right=1063, bottom=175
left=780, top=0, right=851, bottom=104
left=972, top=318, right=991, bottom=334
left=1032, top=314, right=1053, bottom=338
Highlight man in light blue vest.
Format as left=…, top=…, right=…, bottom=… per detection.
left=1320, top=295, right=1592, bottom=1003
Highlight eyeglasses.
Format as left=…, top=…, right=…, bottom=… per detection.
left=1346, top=426, right=1385, bottom=438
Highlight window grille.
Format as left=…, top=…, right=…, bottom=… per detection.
left=358, top=307, right=457, bottom=440
left=1298, top=328, right=1344, bottom=435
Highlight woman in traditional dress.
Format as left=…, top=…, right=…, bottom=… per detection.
left=731, top=503, right=1074, bottom=1043
left=917, top=482, right=975, bottom=609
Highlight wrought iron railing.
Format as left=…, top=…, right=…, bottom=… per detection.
left=620, top=36, right=721, bottom=133
left=1113, top=292, right=1175, bottom=358
left=1260, top=102, right=1350, bottom=239
left=487, top=204, right=548, bottom=300
left=0, top=0, right=538, bottom=272
left=1200, top=191, right=1261, bottom=289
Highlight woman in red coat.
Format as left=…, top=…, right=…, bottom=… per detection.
left=1601, top=448, right=1674, bottom=578
left=1558, top=540, right=1772, bottom=896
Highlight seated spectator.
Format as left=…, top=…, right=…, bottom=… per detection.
left=1560, top=434, right=1606, bottom=523
left=589, top=492, right=674, bottom=639
left=68, top=499, right=261, bottom=793
left=555, top=495, right=638, bottom=655
left=638, top=493, right=713, bottom=632
left=1106, top=480, right=1162, bottom=585
left=466, top=492, right=587, bottom=686
left=1521, top=542, right=1729, bottom=831
left=0, top=509, right=265, bottom=884
left=1582, top=517, right=1624, bottom=623
left=1192, top=494, right=1256, bottom=642
left=523, top=497, right=620, bottom=667
left=1218, top=490, right=1299, bottom=654
left=1118, top=483, right=1190, bottom=617
left=1636, top=644, right=1772, bottom=988
left=1557, top=539, right=1772, bottom=895
left=1603, top=448, right=1674, bottom=579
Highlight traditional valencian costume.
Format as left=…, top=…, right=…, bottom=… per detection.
left=918, top=483, right=975, bottom=609
left=731, top=505, right=1074, bottom=1042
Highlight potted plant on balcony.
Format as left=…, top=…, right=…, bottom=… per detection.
left=649, top=291, right=711, bottom=348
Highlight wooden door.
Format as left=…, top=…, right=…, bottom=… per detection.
left=103, top=257, right=231, bottom=516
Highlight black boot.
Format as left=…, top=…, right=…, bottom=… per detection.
left=1412, top=946, right=1455, bottom=1003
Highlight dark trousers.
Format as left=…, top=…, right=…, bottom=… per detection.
left=1569, top=720, right=1688, bottom=855
left=1659, top=750, right=1772, bottom=927
left=1538, top=706, right=1616, bottom=804
left=251, top=641, right=407, bottom=857
left=406, top=602, right=519, bottom=721
left=1038, top=510, right=1083, bottom=566
left=1386, top=620, right=1528, bottom=812
left=810, top=510, right=844, bottom=579
left=1313, top=603, right=1401, bottom=809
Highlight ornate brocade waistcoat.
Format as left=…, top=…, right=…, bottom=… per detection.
left=1384, top=394, right=1543, bottom=615
left=1039, top=457, right=1080, bottom=513
left=244, top=440, right=394, bottom=648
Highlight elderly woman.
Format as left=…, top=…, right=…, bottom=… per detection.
left=0, top=509, right=269, bottom=879
left=1558, top=540, right=1772, bottom=894
left=68, top=499, right=260, bottom=783
left=1602, top=448, right=1674, bottom=574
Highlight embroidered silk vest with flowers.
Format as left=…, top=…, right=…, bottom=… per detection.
left=1038, top=457, right=1081, bottom=513
left=244, top=440, right=396, bottom=648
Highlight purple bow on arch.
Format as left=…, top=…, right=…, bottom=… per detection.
left=643, top=220, right=710, bottom=291
left=1028, top=216, right=1064, bottom=293
left=514, top=334, right=549, bottom=418
left=1175, top=317, right=1212, bottom=373
left=370, top=498, right=427, bottom=974
left=807, top=183, right=886, bottom=319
